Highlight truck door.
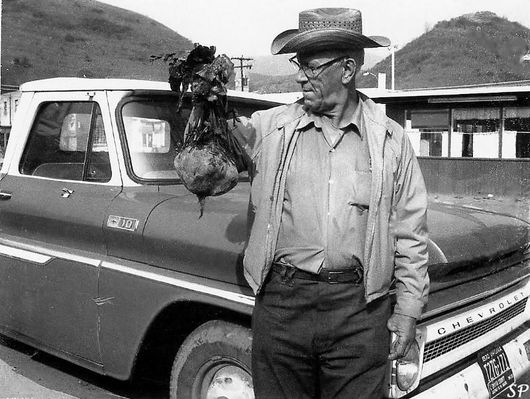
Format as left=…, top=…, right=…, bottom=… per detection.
left=0, top=90, right=121, bottom=366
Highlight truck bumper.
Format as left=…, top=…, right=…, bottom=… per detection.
left=412, top=327, right=530, bottom=399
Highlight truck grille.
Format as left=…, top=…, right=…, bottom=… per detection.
left=423, top=297, right=528, bottom=362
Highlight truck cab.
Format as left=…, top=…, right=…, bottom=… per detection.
left=0, top=77, right=528, bottom=398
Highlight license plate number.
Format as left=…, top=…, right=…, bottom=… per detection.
left=477, top=345, right=515, bottom=398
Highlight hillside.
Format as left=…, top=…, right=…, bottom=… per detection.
left=255, top=11, right=530, bottom=92
left=2, top=0, right=194, bottom=86
left=358, top=11, right=530, bottom=89
left=4, top=5, right=530, bottom=93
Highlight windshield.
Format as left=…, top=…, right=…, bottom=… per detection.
left=120, top=97, right=190, bottom=180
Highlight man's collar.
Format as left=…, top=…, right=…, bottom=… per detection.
left=296, top=96, right=365, bottom=139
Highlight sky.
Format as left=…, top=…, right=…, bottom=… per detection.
left=98, top=0, right=530, bottom=59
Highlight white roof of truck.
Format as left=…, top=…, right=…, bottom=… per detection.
left=18, top=77, right=297, bottom=104
left=20, top=77, right=171, bottom=92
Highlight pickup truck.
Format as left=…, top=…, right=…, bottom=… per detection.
left=0, top=77, right=529, bottom=399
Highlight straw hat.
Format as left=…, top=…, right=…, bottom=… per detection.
left=271, top=8, right=390, bottom=55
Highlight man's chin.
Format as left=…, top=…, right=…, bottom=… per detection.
left=302, top=99, right=321, bottom=114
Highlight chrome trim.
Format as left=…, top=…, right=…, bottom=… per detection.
left=0, top=238, right=100, bottom=267
left=101, top=261, right=255, bottom=307
left=0, top=243, right=52, bottom=264
left=421, top=273, right=530, bottom=319
left=0, top=239, right=255, bottom=307
left=420, top=283, right=530, bottom=377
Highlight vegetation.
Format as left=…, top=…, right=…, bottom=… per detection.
left=2, top=0, right=193, bottom=86
left=252, top=11, right=530, bottom=91
left=4, top=3, right=530, bottom=92
left=356, top=11, right=530, bottom=89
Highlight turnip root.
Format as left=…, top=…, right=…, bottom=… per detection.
left=154, top=44, right=245, bottom=216
left=174, top=141, right=239, bottom=216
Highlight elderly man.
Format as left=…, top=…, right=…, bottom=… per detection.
left=233, top=8, right=429, bottom=398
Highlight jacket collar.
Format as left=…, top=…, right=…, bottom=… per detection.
left=275, top=92, right=391, bottom=139
left=296, top=100, right=364, bottom=136
left=275, top=99, right=306, bottom=129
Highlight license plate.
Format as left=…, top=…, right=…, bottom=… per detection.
left=477, top=345, right=515, bottom=398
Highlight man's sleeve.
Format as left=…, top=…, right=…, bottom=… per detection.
left=229, top=112, right=262, bottom=164
left=391, top=133, right=429, bottom=319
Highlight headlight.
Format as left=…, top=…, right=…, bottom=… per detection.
left=396, top=340, right=421, bottom=390
left=388, top=327, right=426, bottom=398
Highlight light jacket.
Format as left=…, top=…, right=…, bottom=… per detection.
left=232, top=92, right=429, bottom=318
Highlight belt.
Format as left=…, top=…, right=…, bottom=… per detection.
left=271, top=261, right=363, bottom=284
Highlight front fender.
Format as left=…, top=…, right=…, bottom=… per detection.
left=97, top=258, right=254, bottom=379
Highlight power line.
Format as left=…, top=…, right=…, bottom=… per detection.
left=231, top=56, right=253, bottom=91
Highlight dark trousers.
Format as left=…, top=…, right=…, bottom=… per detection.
left=252, top=270, right=391, bottom=399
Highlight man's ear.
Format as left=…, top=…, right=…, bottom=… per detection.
left=342, top=58, right=357, bottom=84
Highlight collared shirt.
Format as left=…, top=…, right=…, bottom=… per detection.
left=275, top=101, right=372, bottom=273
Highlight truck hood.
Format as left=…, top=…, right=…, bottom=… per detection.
left=426, top=202, right=529, bottom=293
left=428, top=202, right=529, bottom=264
left=144, top=185, right=529, bottom=294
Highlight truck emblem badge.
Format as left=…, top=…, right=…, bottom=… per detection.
left=107, top=215, right=140, bottom=232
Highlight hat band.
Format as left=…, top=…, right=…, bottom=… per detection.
left=299, top=19, right=362, bottom=33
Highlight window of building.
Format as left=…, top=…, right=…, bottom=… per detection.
left=405, top=109, right=449, bottom=157
left=3, top=102, right=7, bottom=115
left=19, top=101, right=111, bottom=182
left=503, top=106, right=530, bottom=159
left=14, top=99, right=18, bottom=112
left=452, top=107, right=500, bottom=158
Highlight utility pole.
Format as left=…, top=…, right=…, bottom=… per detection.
left=389, top=43, right=398, bottom=91
left=231, top=56, right=253, bottom=92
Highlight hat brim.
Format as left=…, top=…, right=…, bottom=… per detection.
left=271, top=28, right=390, bottom=55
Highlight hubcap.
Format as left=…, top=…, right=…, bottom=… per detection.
left=206, top=365, right=254, bottom=399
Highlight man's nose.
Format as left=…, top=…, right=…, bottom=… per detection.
left=295, top=69, right=308, bottom=84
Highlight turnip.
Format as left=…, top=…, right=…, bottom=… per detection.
left=154, top=45, right=246, bottom=216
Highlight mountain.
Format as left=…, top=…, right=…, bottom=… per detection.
left=4, top=5, right=530, bottom=93
left=2, top=0, right=193, bottom=86
left=253, top=11, right=530, bottom=92
left=250, top=51, right=385, bottom=76
left=248, top=72, right=299, bottom=93
left=359, top=11, right=530, bottom=89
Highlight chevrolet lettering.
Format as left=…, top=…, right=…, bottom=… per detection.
left=434, top=291, right=527, bottom=337
left=0, top=78, right=529, bottom=399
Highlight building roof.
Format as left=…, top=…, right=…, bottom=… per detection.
left=366, top=81, right=530, bottom=102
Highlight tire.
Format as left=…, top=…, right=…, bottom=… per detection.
left=169, top=320, right=254, bottom=399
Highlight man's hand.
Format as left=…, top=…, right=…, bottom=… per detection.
left=387, top=313, right=417, bottom=360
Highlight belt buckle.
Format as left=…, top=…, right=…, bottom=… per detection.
left=326, top=271, right=343, bottom=284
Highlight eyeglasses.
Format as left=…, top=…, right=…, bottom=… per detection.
left=289, top=55, right=347, bottom=78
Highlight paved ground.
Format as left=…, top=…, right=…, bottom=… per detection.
left=0, top=335, right=166, bottom=399
left=429, top=193, right=530, bottom=222
left=2, top=331, right=530, bottom=399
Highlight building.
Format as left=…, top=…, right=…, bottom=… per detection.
left=369, top=82, right=530, bottom=197
left=0, top=89, right=21, bottom=149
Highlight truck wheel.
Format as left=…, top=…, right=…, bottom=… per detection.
left=169, top=320, right=254, bottom=399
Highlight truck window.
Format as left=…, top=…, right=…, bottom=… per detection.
left=19, top=102, right=111, bottom=182
left=120, top=98, right=188, bottom=180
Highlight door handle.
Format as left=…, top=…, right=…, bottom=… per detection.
left=0, top=191, right=12, bottom=200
